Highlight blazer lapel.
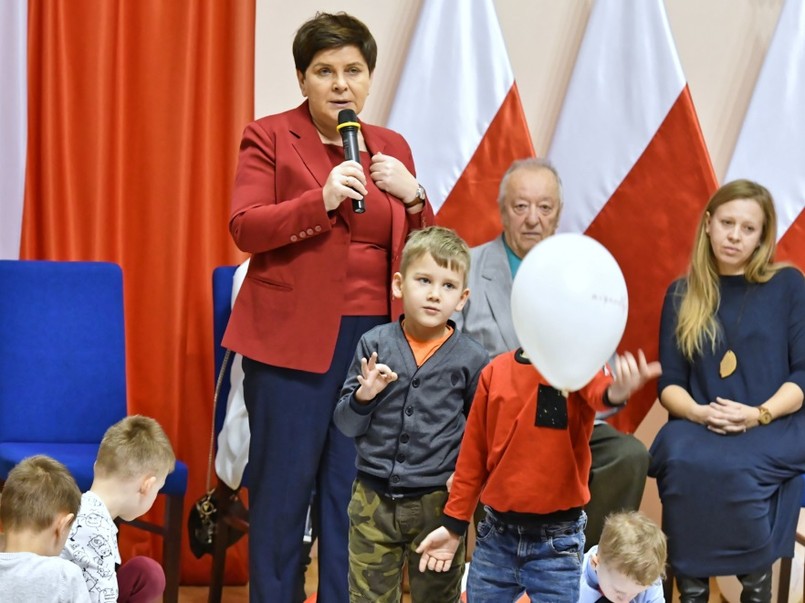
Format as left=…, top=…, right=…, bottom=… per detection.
left=288, top=101, right=332, bottom=188
left=483, top=237, right=520, bottom=350
left=362, top=123, right=388, bottom=156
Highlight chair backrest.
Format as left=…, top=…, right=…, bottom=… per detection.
left=0, top=260, right=127, bottom=443
left=212, top=265, right=237, bottom=436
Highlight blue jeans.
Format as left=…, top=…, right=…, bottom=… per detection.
left=466, top=509, right=586, bottom=603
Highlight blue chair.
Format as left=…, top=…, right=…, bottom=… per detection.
left=209, top=264, right=244, bottom=603
left=0, top=260, right=188, bottom=603
left=778, top=473, right=805, bottom=603
left=212, top=265, right=238, bottom=438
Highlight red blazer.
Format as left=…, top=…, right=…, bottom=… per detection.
left=223, top=102, right=433, bottom=373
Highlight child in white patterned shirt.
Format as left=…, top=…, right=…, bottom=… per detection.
left=60, top=415, right=175, bottom=603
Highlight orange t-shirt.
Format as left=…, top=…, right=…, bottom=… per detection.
left=403, top=323, right=454, bottom=366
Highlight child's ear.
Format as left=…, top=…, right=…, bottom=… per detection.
left=140, top=474, right=157, bottom=495
left=58, top=513, right=75, bottom=532
left=391, top=272, right=404, bottom=299
left=55, top=512, right=75, bottom=541
left=454, top=287, right=470, bottom=312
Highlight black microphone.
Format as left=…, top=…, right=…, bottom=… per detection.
left=337, top=109, right=365, bottom=214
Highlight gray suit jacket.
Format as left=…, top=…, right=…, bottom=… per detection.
left=455, top=235, right=520, bottom=357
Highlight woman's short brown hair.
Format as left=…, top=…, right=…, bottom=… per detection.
left=292, top=12, right=377, bottom=74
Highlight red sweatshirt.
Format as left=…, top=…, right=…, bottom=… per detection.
left=443, top=349, right=614, bottom=534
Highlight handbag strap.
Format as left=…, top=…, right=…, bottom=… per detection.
left=205, top=349, right=234, bottom=492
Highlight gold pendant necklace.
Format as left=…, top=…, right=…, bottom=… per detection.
left=719, top=349, right=737, bottom=378
left=718, top=282, right=752, bottom=380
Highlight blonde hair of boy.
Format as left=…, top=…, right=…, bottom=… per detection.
left=597, top=511, right=667, bottom=586
left=399, top=226, right=471, bottom=288
left=95, top=415, right=176, bottom=481
left=0, top=455, right=81, bottom=533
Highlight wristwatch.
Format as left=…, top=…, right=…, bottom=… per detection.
left=757, top=405, right=773, bottom=425
left=403, top=184, right=426, bottom=208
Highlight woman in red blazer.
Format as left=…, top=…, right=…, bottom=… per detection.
left=222, top=12, right=432, bottom=603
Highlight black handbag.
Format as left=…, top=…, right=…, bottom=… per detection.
left=187, top=349, right=249, bottom=559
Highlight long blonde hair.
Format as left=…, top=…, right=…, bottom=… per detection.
left=675, top=179, right=782, bottom=359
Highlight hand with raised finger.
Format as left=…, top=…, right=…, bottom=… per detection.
left=355, top=351, right=398, bottom=403
left=607, top=349, right=662, bottom=403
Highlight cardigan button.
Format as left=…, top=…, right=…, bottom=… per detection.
left=290, top=235, right=298, bottom=242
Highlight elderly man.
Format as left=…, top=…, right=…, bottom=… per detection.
left=454, top=157, right=650, bottom=550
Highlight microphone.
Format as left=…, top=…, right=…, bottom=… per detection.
left=337, top=109, right=365, bottom=214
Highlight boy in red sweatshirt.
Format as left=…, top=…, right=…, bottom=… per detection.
left=416, top=348, right=660, bottom=602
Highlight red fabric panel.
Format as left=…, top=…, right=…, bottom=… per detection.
left=584, top=87, right=718, bottom=433
left=436, top=84, right=535, bottom=247
left=22, top=0, right=253, bottom=584
left=777, top=208, right=804, bottom=268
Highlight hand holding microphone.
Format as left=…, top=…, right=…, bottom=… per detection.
left=333, top=108, right=425, bottom=214
left=337, top=109, right=366, bottom=214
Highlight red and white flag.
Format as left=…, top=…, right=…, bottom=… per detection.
left=548, top=0, right=718, bottom=432
left=724, top=0, right=804, bottom=268
left=386, top=0, right=534, bottom=247
left=0, top=0, right=27, bottom=260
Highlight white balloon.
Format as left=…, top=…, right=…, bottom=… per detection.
left=511, top=233, right=628, bottom=391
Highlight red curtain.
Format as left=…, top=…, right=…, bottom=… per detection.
left=22, top=0, right=253, bottom=583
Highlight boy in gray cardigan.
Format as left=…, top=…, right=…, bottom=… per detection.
left=335, top=226, right=489, bottom=603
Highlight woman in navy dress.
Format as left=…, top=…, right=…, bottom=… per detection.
left=649, top=179, right=805, bottom=603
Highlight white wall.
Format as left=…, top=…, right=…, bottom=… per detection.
left=252, top=0, right=785, bottom=532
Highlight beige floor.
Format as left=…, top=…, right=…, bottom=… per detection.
left=175, top=564, right=726, bottom=603
left=177, top=558, right=414, bottom=603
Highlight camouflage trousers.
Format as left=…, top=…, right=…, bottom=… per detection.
left=347, top=479, right=465, bottom=603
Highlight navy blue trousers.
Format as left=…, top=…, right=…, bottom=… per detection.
left=243, top=316, right=385, bottom=603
